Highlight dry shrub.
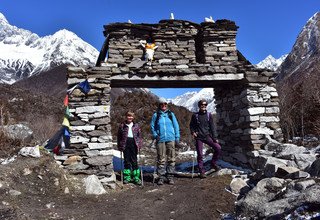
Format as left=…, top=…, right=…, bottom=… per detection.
left=28, top=115, right=61, bottom=144
left=0, top=130, right=23, bottom=158
left=277, top=71, right=320, bottom=140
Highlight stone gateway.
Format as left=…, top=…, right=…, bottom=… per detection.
left=66, top=19, right=283, bottom=185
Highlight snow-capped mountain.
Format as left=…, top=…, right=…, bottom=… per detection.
left=277, top=12, right=320, bottom=81
left=0, top=12, right=99, bottom=84
left=256, top=54, right=288, bottom=71
left=168, top=88, right=215, bottom=113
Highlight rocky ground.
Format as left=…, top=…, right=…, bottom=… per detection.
left=0, top=150, right=236, bottom=220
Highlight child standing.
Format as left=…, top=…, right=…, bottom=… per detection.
left=117, top=111, right=143, bottom=185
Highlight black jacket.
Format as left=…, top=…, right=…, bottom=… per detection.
left=189, top=111, right=217, bottom=140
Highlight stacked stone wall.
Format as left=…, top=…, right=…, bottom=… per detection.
left=215, top=67, right=283, bottom=166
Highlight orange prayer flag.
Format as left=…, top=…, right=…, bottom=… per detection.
left=63, top=95, right=69, bottom=106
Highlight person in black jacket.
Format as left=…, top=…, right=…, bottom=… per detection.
left=189, top=99, right=221, bottom=178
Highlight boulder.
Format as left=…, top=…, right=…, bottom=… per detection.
left=84, top=175, right=106, bottom=195
left=236, top=178, right=320, bottom=219
left=308, top=158, right=320, bottom=177
left=2, top=124, right=33, bottom=142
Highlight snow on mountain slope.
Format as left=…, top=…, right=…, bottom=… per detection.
left=256, top=54, right=288, bottom=71
left=169, top=88, right=215, bottom=113
left=0, top=12, right=99, bottom=84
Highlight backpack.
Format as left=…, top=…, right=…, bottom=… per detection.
left=195, top=111, right=211, bottom=124
left=155, top=110, right=173, bottom=126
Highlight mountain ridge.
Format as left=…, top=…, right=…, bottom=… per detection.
left=0, top=12, right=99, bottom=84
left=277, top=11, right=320, bottom=81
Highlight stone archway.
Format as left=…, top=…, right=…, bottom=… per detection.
left=65, top=19, right=283, bottom=186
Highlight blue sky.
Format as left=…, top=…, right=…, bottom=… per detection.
left=1, top=1, right=319, bottom=98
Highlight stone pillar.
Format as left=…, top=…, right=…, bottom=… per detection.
left=215, top=83, right=251, bottom=166
left=215, top=66, right=283, bottom=167
left=66, top=66, right=115, bottom=189
left=243, top=68, right=284, bottom=147
left=153, top=20, right=199, bottom=64
left=201, top=20, right=238, bottom=68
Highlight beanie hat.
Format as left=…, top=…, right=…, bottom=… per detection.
left=158, top=97, right=167, bottom=104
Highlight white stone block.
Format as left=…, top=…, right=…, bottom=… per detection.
left=246, top=115, right=260, bottom=122
left=72, top=126, right=95, bottom=131
left=159, top=59, right=172, bottom=64
left=78, top=114, right=89, bottom=119
left=260, top=116, right=280, bottom=122
left=250, top=127, right=274, bottom=135
left=266, top=107, right=280, bottom=114
left=99, top=150, right=114, bottom=156
left=88, top=112, right=108, bottom=119
left=88, top=143, right=109, bottom=150
left=76, top=106, right=110, bottom=114
left=176, top=64, right=189, bottom=69
left=270, top=92, right=278, bottom=97
left=248, top=107, right=265, bottom=115
left=260, top=86, right=277, bottom=92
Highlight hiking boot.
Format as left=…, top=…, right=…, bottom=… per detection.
left=199, top=173, right=207, bottom=179
left=167, top=178, right=174, bottom=185
left=134, top=178, right=142, bottom=185
left=157, top=178, right=164, bottom=185
left=132, top=169, right=142, bottom=185
left=123, top=169, right=132, bottom=184
left=211, top=164, right=221, bottom=172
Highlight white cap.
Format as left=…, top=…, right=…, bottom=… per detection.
left=158, top=97, right=167, bottom=104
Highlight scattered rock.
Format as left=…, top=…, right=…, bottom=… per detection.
left=9, top=190, right=21, bottom=196
left=19, top=146, right=40, bottom=158
left=84, top=175, right=106, bottom=195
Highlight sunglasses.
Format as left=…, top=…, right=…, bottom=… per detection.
left=160, top=103, right=168, bottom=106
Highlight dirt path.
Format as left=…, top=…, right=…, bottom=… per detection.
left=0, top=156, right=236, bottom=220
left=25, top=177, right=235, bottom=220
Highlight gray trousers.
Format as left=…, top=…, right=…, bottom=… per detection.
left=156, top=141, right=175, bottom=178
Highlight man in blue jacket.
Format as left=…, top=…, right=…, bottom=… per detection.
left=151, top=98, right=180, bottom=185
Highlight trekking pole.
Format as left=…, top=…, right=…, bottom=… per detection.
left=192, top=148, right=196, bottom=180
left=153, top=158, right=157, bottom=186
left=120, top=151, right=124, bottom=188
left=139, top=148, right=144, bottom=187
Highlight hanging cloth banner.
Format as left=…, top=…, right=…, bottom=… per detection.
left=65, top=106, right=71, bottom=117
left=63, top=95, right=69, bottom=107
left=78, top=79, right=91, bottom=94
left=62, top=117, right=71, bottom=130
